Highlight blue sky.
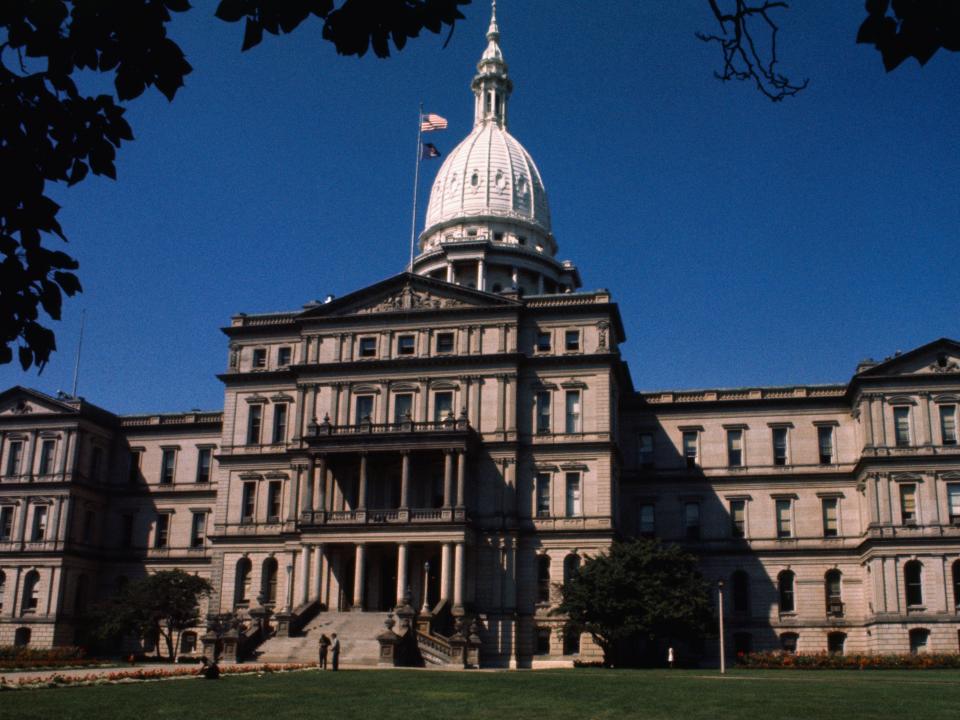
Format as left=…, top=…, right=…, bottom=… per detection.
left=2, top=1, right=958, bottom=413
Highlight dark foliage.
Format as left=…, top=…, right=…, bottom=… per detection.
left=857, top=0, right=960, bottom=71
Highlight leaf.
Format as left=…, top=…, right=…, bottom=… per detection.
left=215, top=0, right=248, bottom=23
left=68, top=159, right=88, bottom=186
left=54, top=271, right=83, bottom=296
left=242, top=18, right=264, bottom=51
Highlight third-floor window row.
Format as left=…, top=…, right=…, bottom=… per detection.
left=124, top=446, right=215, bottom=486
left=889, top=402, right=958, bottom=447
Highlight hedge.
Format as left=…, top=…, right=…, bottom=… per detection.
left=737, top=651, right=960, bottom=670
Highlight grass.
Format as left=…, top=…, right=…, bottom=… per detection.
left=2, top=667, right=960, bottom=720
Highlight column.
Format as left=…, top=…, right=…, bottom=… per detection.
left=919, top=393, right=933, bottom=445
left=396, top=542, right=409, bottom=606
left=307, top=385, right=318, bottom=427
left=299, top=545, right=311, bottom=606
left=304, top=456, right=315, bottom=514
left=862, top=396, right=875, bottom=447
left=50, top=497, right=63, bottom=547
left=287, top=466, right=302, bottom=522
left=353, top=543, right=366, bottom=610
left=477, top=258, right=485, bottom=291
left=331, top=383, right=341, bottom=426
left=443, top=450, right=454, bottom=508
left=16, top=499, right=29, bottom=544
left=496, top=375, right=506, bottom=430
left=316, top=456, right=327, bottom=513
left=400, top=451, right=410, bottom=509
left=505, top=375, right=516, bottom=431
left=501, top=536, right=517, bottom=611
left=312, top=543, right=323, bottom=600
left=357, top=453, right=368, bottom=510
left=294, top=386, right=306, bottom=439
left=446, top=264, right=454, bottom=283
left=25, top=431, right=37, bottom=478
left=453, top=542, right=465, bottom=608
left=285, top=562, right=295, bottom=612
left=56, top=430, right=70, bottom=476
left=537, top=274, right=545, bottom=294
left=456, top=450, right=466, bottom=508
left=440, top=543, right=453, bottom=602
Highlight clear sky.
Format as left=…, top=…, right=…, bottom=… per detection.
left=2, top=1, right=958, bottom=413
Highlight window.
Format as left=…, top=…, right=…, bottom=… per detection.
left=154, top=514, right=170, bottom=549
left=160, top=448, right=177, bottom=484
left=565, top=472, right=582, bottom=517
left=780, top=632, right=798, bottom=654
left=535, top=628, right=551, bottom=655
left=433, top=391, right=453, bottom=422
left=900, top=484, right=917, bottom=524
left=775, top=498, right=792, bottom=538
left=38, top=440, right=56, bottom=476
left=730, top=500, right=746, bottom=538
left=180, top=631, right=198, bottom=654
left=564, top=330, right=580, bottom=352
left=241, top=482, right=256, bottom=523
left=940, top=405, right=957, bottom=445
left=772, top=427, right=787, bottom=466
left=732, top=570, right=750, bottom=613
left=638, top=433, right=653, bottom=468
left=638, top=503, right=655, bottom=537
left=682, top=431, right=698, bottom=468
left=904, top=560, right=923, bottom=607
left=1, top=506, right=15, bottom=541
left=435, top=332, right=455, bottom=354
left=266, top=481, right=282, bottom=521
left=196, top=448, right=212, bottom=483
left=358, top=337, right=377, bottom=357
left=778, top=570, right=795, bottom=613
left=252, top=348, right=267, bottom=368
left=563, top=554, right=581, bottom=585
left=536, top=555, right=551, bottom=604
left=128, top=450, right=142, bottom=484
left=684, top=502, right=701, bottom=540
left=827, top=632, right=846, bottom=655
left=5, top=440, right=22, bottom=476
left=952, top=560, right=960, bottom=610
left=121, top=514, right=134, bottom=547
left=30, top=506, right=47, bottom=541
left=818, top=426, right=834, bottom=464
left=90, top=446, right=103, bottom=482
left=397, top=335, right=416, bottom=355
left=949, top=484, right=960, bottom=525
left=894, top=406, right=911, bottom=446
left=535, top=391, right=552, bottom=433
left=535, top=331, right=551, bottom=352
left=822, top=497, right=839, bottom=537
left=234, top=558, right=252, bottom=607
left=21, top=571, right=40, bottom=614
left=394, top=393, right=413, bottom=423
left=0, top=571, right=4, bottom=613
left=535, top=473, right=551, bottom=517
left=277, top=346, right=292, bottom=366
left=272, top=404, right=288, bottom=443
left=190, top=512, right=206, bottom=548
left=909, top=628, right=929, bottom=655
left=727, top=429, right=743, bottom=467
left=246, top=404, right=263, bottom=444
left=83, top=509, right=94, bottom=543
left=825, top=570, right=843, bottom=616
left=14, top=627, right=31, bottom=646
left=565, top=390, right=581, bottom=433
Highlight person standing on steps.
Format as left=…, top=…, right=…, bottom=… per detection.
left=318, top=634, right=330, bottom=670
left=331, top=633, right=340, bottom=671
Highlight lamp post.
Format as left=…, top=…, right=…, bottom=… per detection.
left=717, top=579, right=726, bottom=675
left=421, top=560, right=431, bottom=613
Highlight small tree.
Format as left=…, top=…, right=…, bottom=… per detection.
left=555, top=539, right=713, bottom=667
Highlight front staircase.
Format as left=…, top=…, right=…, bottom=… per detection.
left=254, top=611, right=391, bottom=666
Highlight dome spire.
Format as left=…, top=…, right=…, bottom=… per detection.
left=487, top=0, right=499, bottom=40
left=472, top=0, right=511, bottom=128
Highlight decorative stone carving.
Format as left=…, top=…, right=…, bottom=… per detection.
left=356, top=283, right=468, bottom=314
left=597, top=320, right=610, bottom=350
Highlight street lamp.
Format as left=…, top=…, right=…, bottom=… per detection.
left=421, top=561, right=431, bottom=613
left=717, top=579, right=726, bottom=674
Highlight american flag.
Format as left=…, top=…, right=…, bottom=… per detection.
left=420, top=113, right=448, bottom=132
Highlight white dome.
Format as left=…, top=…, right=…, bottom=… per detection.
left=423, top=122, right=551, bottom=237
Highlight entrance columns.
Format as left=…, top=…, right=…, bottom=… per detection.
left=400, top=451, right=410, bottom=508
left=352, top=543, right=366, bottom=610
left=316, top=455, right=327, bottom=512
left=455, top=449, right=466, bottom=508
left=357, top=453, right=368, bottom=510
left=396, top=542, right=409, bottom=606
left=443, top=450, right=454, bottom=508
left=440, top=542, right=453, bottom=602
left=304, top=455, right=315, bottom=514
left=312, top=543, right=323, bottom=600
left=298, top=545, right=311, bottom=606
left=454, top=541, right=465, bottom=609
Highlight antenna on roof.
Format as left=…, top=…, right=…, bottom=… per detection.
left=71, top=309, right=85, bottom=398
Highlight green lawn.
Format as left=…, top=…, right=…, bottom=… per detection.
left=2, top=668, right=960, bottom=720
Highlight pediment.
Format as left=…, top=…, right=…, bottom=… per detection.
left=857, top=339, right=960, bottom=377
left=0, top=387, right=77, bottom=418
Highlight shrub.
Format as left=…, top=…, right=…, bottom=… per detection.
left=0, top=646, right=86, bottom=664
left=737, top=651, right=960, bottom=670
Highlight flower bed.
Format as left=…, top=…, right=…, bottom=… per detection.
left=0, top=646, right=100, bottom=671
left=737, top=651, right=960, bottom=670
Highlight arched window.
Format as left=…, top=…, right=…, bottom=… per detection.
left=14, top=627, right=31, bottom=647
left=732, top=570, right=750, bottom=613
left=952, top=560, right=960, bottom=611
left=828, top=631, right=846, bottom=655
left=74, top=574, right=89, bottom=615
left=261, top=557, right=278, bottom=605
left=563, top=554, right=580, bottom=586
left=21, top=570, right=40, bottom=615
left=0, top=570, right=6, bottom=613
left=536, top=555, right=551, bottom=604
left=909, top=628, right=929, bottom=655
left=779, top=632, right=798, bottom=654
left=234, top=558, right=252, bottom=607
left=778, top=570, right=795, bottom=614
left=825, top=570, right=843, bottom=617
left=904, top=560, right=923, bottom=607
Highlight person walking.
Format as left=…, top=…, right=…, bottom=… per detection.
left=318, top=634, right=330, bottom=670
left=331, top=633, right=341, bottom=671
left=668, top=646, right=675, bottom=669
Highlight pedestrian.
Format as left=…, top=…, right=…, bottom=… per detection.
left=668, top=646, right=675, bottom=669
left=318, top=633, right=330, bottom=670
left=331, top=632, right=340, bottom=671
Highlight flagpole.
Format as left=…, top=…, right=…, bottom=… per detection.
left=408, top=102, right=424, bottom=272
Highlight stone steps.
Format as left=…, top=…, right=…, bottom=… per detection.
left=255, top=611, right=391, bottom=665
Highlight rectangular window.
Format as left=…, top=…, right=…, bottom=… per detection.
left=565, top=472, right=582, bottom=517
left=266, top=481, right=282, bottom=521
left=535, top=473, right=551, bottom=517
left=160, top=449, right=176, bottom=484
left=154, top=514, right=170, bottom=549
left=190, top=512, right=206, bottom=547
left=128, top=450, right=142, bottom=485
left=822, top=497, right=839, bottom=537
left=818, top=426, right=834, bottom=464
left=682, top=431, right=698, bottom=468
left=433, top=391, right=453, bottom=422
left=83, top=509, right=94, bottom=543
left=358, top=337, right=377, bottom=357
left=900, top=484, right=917, bottom=524
left=252, top=348, right=267, bottom=368
left=772, top=428, right=787, bottom=466
left=940, top=405, right=957, bottom=445
left=246, top=404, right=262, bottom=444
left=272, top=404, right=288, bottom=443
left=31, top=505, right=47, bottom=541
left=730, top=499, right=746, bottom=538
left=397, top=335, right=416, bottom=356
left=684, top=502, right=701, bottom=540
left=90, top=446, right=103, bottom=482
left=638, top=503, right=655, bottom=537
left=121, top=514, right=134, bottom=547
left=776, top=499, right=792, bottom=538
left=0, top=506, right=13, bottom=541
left=565, top=390, right=581, bottom=433
left=196, top=448, right=212, bottom=483
left=355, top=395, right=374, bottom=423
left=277, top=346, right=292, bottom=366
left=435, top=332, right=455, bottom=354
left=394, top=393, right=413, bottom=423
left=948, top=484, right=960, bottom=525
left=535, top=391, right=552, bottom=433
left=535, top=331, right=551, bottom=352
left=5, top=440, right=22, bottom=476
left=38, top=440, right=56, bottom=476
left=727, top=429, right=743, bottom=467
left=564, top=330, right=580, bottom=352
left=894, top=406, right=911, bottom=447
left=638, top=433, right=654, bottom=468
left=241, top=482, right=256, bottom=523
